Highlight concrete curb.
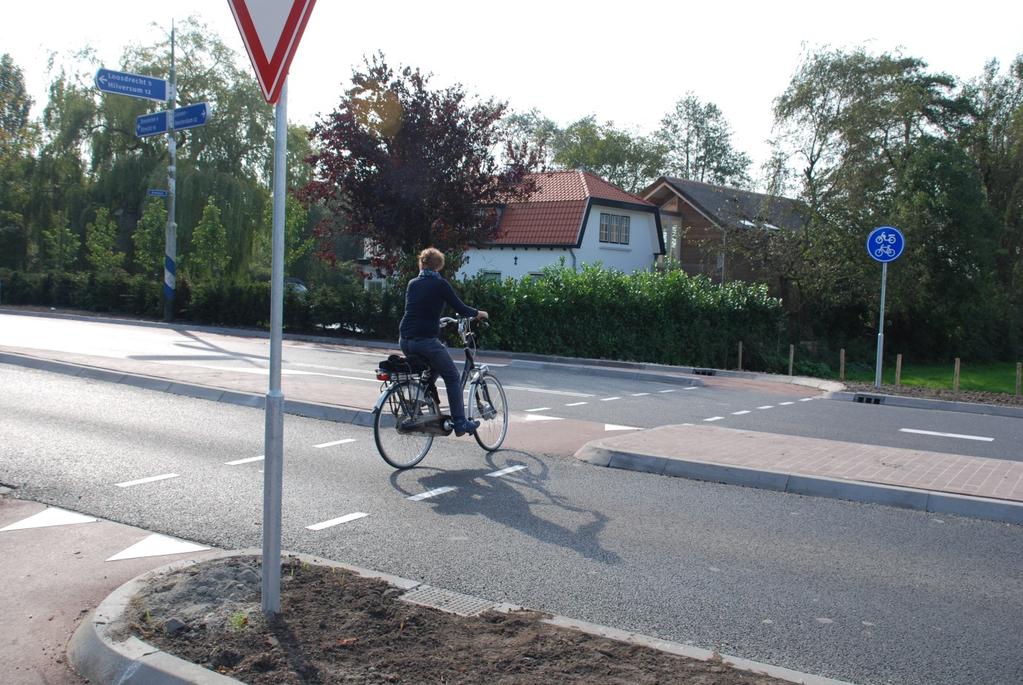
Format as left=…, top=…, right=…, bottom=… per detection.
left=576, top=441, right=1023, bottom=526
left=69, top=549, right=856, bottom=685
left=826, top=390, right=1023, bottom=419
left=0, top=350, right=378, bottom=426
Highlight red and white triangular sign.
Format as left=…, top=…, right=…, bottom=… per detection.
left=227, top=0, right=317, bottom=104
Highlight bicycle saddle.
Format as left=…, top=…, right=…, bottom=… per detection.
left=378, top=354, right=430, bottom=374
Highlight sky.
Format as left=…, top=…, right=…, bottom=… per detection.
left=3, top=1, right=1021, bottom=176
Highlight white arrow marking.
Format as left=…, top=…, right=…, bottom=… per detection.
left=107, top=534, right=209, bottom=561
left=1, top=507, right=97, bottom=531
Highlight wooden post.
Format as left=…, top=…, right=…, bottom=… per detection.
left=839, top=348, right=846, bottom=382
left=1015, top=362, right=1021, bottom=400
left=953, top=357, right=961, bottom=394
left=788, top=344, right=795, bottom=376
left=737, top=341, right=743, bottom=371
left=895, top=354, right=903, bottom=387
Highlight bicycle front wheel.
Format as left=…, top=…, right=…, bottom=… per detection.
left=470, top=372, right=508, bottom=451
left=374, top=381, right=437, bottom=469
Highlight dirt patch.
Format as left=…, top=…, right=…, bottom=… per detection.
left=123, top=556, right=790, bottom=685
left=844, top=381, right=1022, bottom=407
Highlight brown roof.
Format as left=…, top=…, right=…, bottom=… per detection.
left=490, top=171, right=655, bottom=246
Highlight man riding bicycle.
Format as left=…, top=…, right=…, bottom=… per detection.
left=399, top=247, right=488, bottom=436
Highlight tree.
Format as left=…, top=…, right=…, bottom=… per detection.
left=41, top=211, right=80, bottom=272
left=551, top=116, right=664, bottom=193
left=133, top=198, right=167, bottom=276
left=255, top=194, right=315, bottom=274
left=656, top=93, right=751, bottom=187
left=303, top=54, right=533, bottom=276
left=85, top=207, right=123, bottom=272
left=187, top=196, right=229, bottom=282
left=0, top=54, right=37, bottom=269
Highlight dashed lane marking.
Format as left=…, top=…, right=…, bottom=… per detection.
left=306, top=512, right=369, bottom=531
left=487, top=465, right=527, bottom=478
left=779, top=401, right=795, bottom=406
left=314, top=439, right=357, bottom=449
left=408, top=486, right=457, bottom=501
left=115, top=473, right=179, bottom=488
left=630, top=392, right=650, bottom=396
left=659, top=389, right=678, bottom=393
left=525, top=407, right=551, bottom=412
left=503, top=385, right=593, bottom=398
left=799, top=397, right=815, bottom=402
left=704, top=416, right=725, bottom=422
left=731, top=410, right=751, bottom=415
left=899, top=428, right=994, bottom=442
left=684, top=387, right=698, bottom=391
left=565, top=401, right=588, bottom=407
left=225, top=455, right=265, bottom=466
left=600, top=397, right=621, bottom=401
left=758, top=405, right=774, bottom=410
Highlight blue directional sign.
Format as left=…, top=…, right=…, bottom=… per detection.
left=866, top=226, right=905, bottom=263
left=173, top=102, right=210, bottom=131
left=136, top=102, right=211, bottom=138
left=147, top=189, right=169, bottom=198
left=136, top=111, right=168, bottom=138
left=95, top=68, right=167, bottom=102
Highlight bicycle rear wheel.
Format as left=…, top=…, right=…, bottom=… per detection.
left=470, top=372, right=508, bottom=451
left=374, top=381, right=438, bottom=469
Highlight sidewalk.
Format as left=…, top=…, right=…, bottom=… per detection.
left=576, top=425, right=1023, bottom=525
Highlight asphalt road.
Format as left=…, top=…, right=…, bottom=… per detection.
left=3, top=311, right=1023, bottom=462
left=2, top=364, right=1021, bottom=685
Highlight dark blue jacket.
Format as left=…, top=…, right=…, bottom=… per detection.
left=399, top=271, right=477, bottom=340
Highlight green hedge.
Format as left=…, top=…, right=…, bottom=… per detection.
left=0, top=266, right=786, bottom=370
left=458, top=265, right=784, bottom=369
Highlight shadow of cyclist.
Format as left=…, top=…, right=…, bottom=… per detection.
left=388, top=450, right=620, bottom=565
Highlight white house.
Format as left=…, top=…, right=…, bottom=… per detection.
left=456, top=170, right=664, bottom=281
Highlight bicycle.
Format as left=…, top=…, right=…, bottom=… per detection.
left=372, top=316, right=509, bottom=469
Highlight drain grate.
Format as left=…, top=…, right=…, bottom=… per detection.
left=400, top=585, right=497, bottom=617
left=693, top=368, right=716, bottom=376
left=854, top=394, right=885, bottom=405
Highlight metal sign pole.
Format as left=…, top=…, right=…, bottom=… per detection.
left=261, top=79, right=288, bottom=616
left=163, top=21, right=178, bottom=322
left=874, top=262, right=887, bottom=388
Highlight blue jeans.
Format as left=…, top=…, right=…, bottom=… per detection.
left=400, top=337, right=465, bottom=421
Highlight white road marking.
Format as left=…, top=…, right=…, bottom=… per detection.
left=115, top=473, right=179, bottom=487
left=780, top=401, right=795, bottom=406
left=487, top=465, right=527, bottom=478
left=659, top=389, right=678, bottom=393
left=523, top=414, right=564, bottom=422
left=524, top=407, right=551, bottom=412
left=187, top=364, right=380, bottom=384
left=731, top=410, right=751, bottom=415
left=408, top=486, right=457, bottom=501
left=758, top=405, right=774, bottom=410
left=600, top=397, right=621, bottom=402
left=630, top=392, right=650, bottom=396
left=605, top=424, right=640, bottom=431
left=107, top=534, right=209, bottom=561
left=306, top=512, right=369, bottom=531
left=899, top=428, right=994, bottom=442
left=565, top=401, right=588, bottom=407
left=684, top=387, right=698, bottom=391
left=704, top=416, right=725, bottom=422
left=504, top=385, right=593, bottom=397
left=799, top=397, right=815, bottom=402
left=225, top=455, right=265, bottom=466
left=0, top=507, right=97, bottom=531
left=314, top=439, right=357, bottom=449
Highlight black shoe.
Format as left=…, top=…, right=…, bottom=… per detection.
left=453, top=418, right=480, bottom=437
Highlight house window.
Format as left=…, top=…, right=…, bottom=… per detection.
left=527, top=272, right=544, bottom=282
left=599, top=213, right=630, bottom=245
left=481, top=270, right=502, bottom=283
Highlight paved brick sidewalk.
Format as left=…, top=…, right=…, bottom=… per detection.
left=577, top=425, right=1023, bottom=514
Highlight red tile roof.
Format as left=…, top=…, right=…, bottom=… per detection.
left=490, top=170, right=654, bottom=246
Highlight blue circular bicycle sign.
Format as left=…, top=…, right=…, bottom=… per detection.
left=866, top=226, right=905, bottom=263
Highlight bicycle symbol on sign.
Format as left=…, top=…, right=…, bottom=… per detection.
left=867, top=227, right=904, bottom=263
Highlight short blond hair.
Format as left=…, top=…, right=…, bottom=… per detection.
left=418, top=247, right=445, bottom=271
